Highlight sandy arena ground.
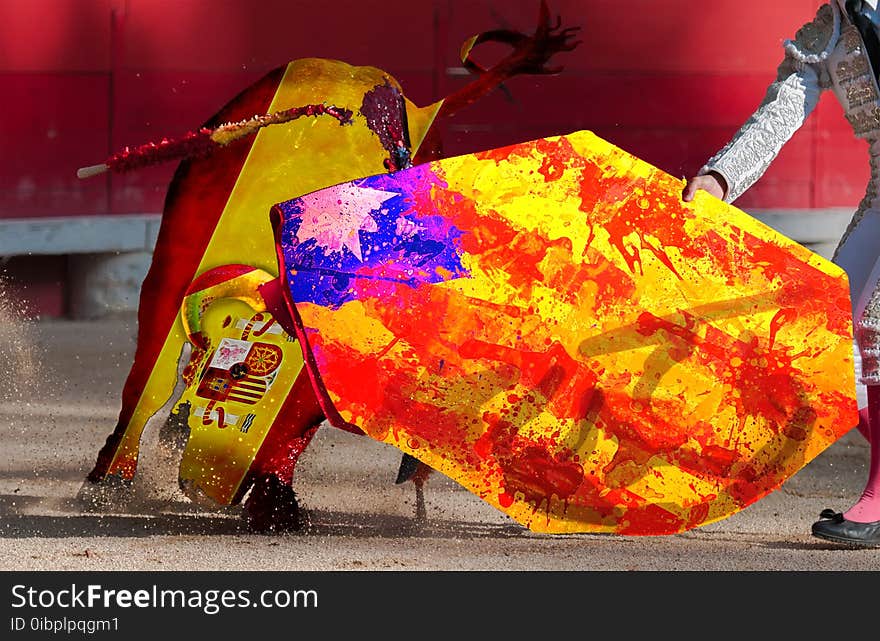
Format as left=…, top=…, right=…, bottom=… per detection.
left=0, top=316, right=878, bottom=571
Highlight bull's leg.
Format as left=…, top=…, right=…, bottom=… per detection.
left=395, top=453, right=434, bottom=524
left=241, top=367, right=326, bottom=533
left=157, top=397, right=191, bottom=461
left=78, top=68, right=285, bottom=509
left=77, top=175, right=225, bottom=506
left=77, top=319, right=189, bottom=511
left=76, top=204, right=208, bottom=506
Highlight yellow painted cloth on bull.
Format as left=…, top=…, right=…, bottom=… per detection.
left=100, top=58, right=441, bottom=484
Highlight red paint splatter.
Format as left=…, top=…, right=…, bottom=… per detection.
left=311, top=331, right=488, bottom=466
left=617, top=504, right=686, bottom=536
left=534, top=137, right=579, bottom=182
left=705, top=324, right=813, bottom=431
left=576, top=159, right=605, bottom=215
left=309, top=337, right=394, bottom=428
left=684, top=501, right=711, bottom=531
left=632, top=310, right=819, bottom=438
left=636, top=310, right=697, bottom=343
left=739, top=229, right=852, bottom=338
left=446, top=203, right=567, bottom=299
left=768, top=308, right=797, bottom=350
left=726, top=464, right=768, bottom=503
left=600, top=396, right=691, bottom=464
left=458, top=339, right=585, bottom=412
left=675, top=443, right=739, bottom=478
left=547, top=248, right=636, bottom=309
left=473, top=139, right=538, bottom=165
left=477, top=413, right=585, bottom=511
left=434, top=174, right=642, bottom=314
left=694, top=229, right=739, bottom=285
left=577, top=164, right=703, bottom=280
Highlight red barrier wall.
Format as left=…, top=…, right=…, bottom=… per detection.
left=1, top=0, right=867, bottom=217
left=0, top=1, right=868, bottom=315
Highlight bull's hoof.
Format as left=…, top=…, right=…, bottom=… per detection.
left=243, top=475, right=308, bottom=533
left=75, top=475, right=134, bottom=513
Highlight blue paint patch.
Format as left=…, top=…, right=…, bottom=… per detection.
left=278, top=166, right=470, bottom=308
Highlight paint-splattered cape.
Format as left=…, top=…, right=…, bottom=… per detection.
left=272, top=130, right=857, bottom=535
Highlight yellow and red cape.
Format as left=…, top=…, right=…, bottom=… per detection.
left=267, top=130, right=857, bottom=534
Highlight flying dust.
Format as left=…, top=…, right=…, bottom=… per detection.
left=0, top=272, right=41, bottom=408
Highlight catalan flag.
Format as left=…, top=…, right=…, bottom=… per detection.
left=272, top=130, right=859, bottom=535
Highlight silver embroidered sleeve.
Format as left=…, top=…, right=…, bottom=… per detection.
left=857, top=282, right=880, bottom=384
left=701, top=60, right=823, bottom=203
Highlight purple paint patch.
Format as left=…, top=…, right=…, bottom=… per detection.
left=277, top=164, right=469, bottom=308
left=360, top=79, right=411, bottom=172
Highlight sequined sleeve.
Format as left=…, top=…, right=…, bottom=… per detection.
left=701, top=4, right=838, bottom=203
left=700, top=62, right=824, bottom=203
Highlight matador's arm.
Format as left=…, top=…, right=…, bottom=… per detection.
left=701, top=3, right=839, bottom=202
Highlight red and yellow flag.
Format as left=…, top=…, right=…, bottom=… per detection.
left=90, top=59, right=441, bottom=483
left=273, top=130, right=858, bottom=534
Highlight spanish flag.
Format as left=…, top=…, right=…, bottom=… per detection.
left=87, top=59, right=441, bottom=484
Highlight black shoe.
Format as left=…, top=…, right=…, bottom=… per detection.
left=811, top=508, right=880, bottom=547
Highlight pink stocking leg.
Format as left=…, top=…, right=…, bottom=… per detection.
left=843, top=384, right=880, bottom=522
left=856, top=405, right=871, bottom=442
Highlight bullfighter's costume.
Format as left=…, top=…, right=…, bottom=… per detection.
left=695, top=0, right=880, bottom=545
